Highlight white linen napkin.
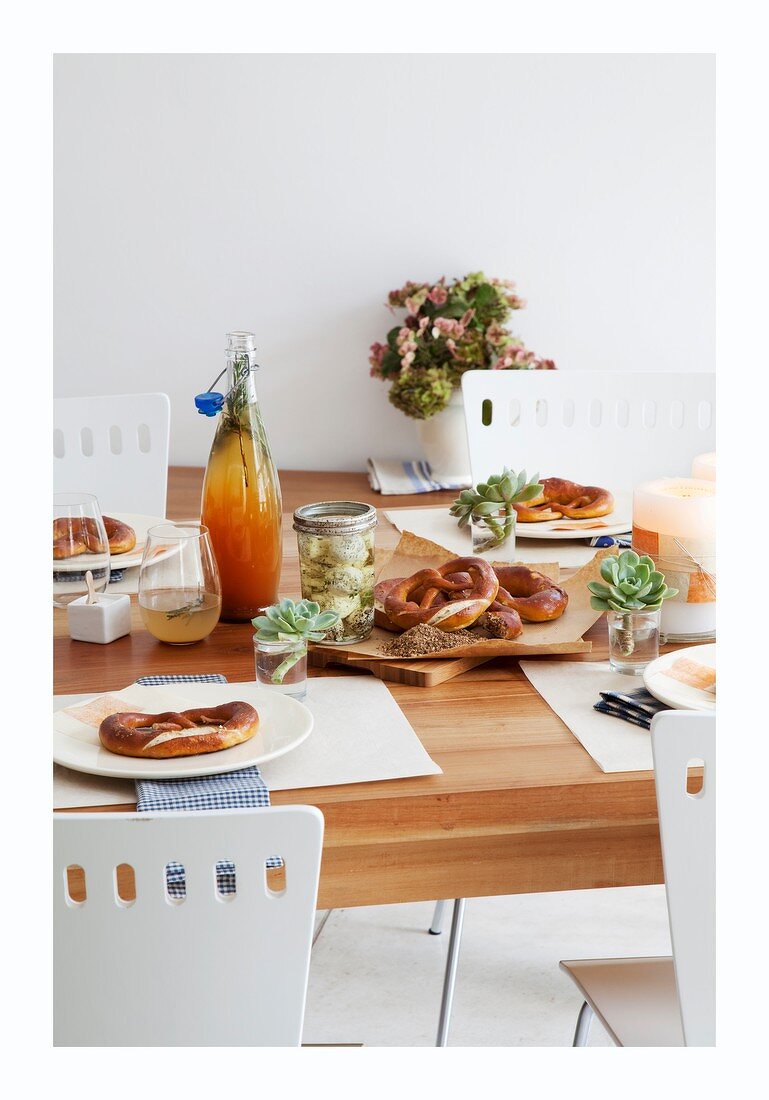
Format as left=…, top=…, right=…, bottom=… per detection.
left=520, top=660, right=656, bottom=773
left=383, top=506, right=603, bottom=568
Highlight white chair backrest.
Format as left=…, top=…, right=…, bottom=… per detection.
left=651, top=710, right=715, bottom=1046
left=54, top=806, right=324, bottom=1046
left=53, top=393, right=171, bottom=515
left=461, top=371, right=715, bottom=491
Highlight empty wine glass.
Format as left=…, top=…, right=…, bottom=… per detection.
left=138, top=522, right=222, bottom=644
left=53, top=491, right=111, bottom=608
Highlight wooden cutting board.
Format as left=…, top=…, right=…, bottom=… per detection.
left=308, top=645, right=494, bottom=687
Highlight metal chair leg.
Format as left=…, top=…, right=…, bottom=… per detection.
left=573, top=1000, right=594, bottom=1046
left=436, top=899, right=467, bottom=1047
left=429, top=899, right=449, bottom=935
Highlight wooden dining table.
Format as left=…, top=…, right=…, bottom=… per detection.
left=54, top=468, right=666, bottom=910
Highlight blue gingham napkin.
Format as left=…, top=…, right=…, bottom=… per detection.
left=589, top=534, right=631, bottom=549
left=53, top=568, right=125, bottom=583
left=134, top=673, right=279, bottom=896
left=594, top=686, right=670, bottom=730
left=367, top=457, right=471, bottom=494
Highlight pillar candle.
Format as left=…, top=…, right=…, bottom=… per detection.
left=692, top=452, right=716, bottom=481
left=632, top=477, right=716, bottom=638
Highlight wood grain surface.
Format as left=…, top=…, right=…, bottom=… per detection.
left=54, top=468, right=666, bottom=909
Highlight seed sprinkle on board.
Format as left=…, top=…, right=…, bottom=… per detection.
left=380, top=624, right=480, bottom=658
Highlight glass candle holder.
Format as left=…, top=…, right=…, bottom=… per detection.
left=470, top=508, right=517, bottom=562
left=607, top=609, right=661, bottom=675
left=254, top=638, right=308, bottom=699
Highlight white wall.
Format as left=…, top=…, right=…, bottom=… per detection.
left=54, top=54, right=714, bottom=470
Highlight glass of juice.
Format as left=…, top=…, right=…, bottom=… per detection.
left=138, top=522, right=222, bottom=644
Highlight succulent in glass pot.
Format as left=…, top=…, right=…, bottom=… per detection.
left=588, top=550, right=678, bottom=656
left=252, top=598, right=340, bottom=684
left=450, top=467, right=543, bottom=551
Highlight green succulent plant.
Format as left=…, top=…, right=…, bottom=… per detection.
left=588, top=550, right=678, bottom=657
left=252, top=598, right=340, bottom=683
left=450, top=467, right=544, bottom=550
left=588, top=550, right=678, bottom=613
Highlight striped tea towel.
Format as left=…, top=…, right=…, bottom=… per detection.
left=367, top=457, right=471, bottom=495
left=134, top=673, right=280, bottom=896
left=594, top=686, right=670, bottom=730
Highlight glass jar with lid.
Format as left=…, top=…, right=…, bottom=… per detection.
left=293, top=501, right=377, bottom=644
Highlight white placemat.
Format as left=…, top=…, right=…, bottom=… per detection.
left=519, top=660, right=655, bottom=773
left=53, top=676, right=441, bottom=808
left=383, top=507, right=601, bottom=568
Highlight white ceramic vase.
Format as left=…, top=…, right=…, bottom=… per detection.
left=416, top=389, right=471, bottom=484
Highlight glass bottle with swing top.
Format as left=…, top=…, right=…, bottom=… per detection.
left=198, top=332, right=283, bottom=621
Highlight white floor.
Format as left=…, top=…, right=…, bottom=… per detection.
left=303, top=885, right=671, bottom=1047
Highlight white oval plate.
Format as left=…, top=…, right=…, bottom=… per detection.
left=52, top=512, right=166, bottom=573
left=515, top=492, right=631, bottom=540
left=643, top=643, right=716, bottom=711
left=53, top=682, right=314, bottom=779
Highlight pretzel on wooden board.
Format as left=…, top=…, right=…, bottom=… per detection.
left=99, top=702, right=259, bottom=758
left=513, top=478, right=613, bottom=522
left=492, top=565, right=569, bottom=623
left=376, top=560, right=567, bottom=636
left=383, top=557, right=499, bottom=632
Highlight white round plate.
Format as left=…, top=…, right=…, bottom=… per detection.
left=52, top=512, right=166, bottom=572
left=515, top=492, right=631, bottom=540
left=53, top=682, right=314, bottom=779
left=643, top=643, right=716, bottom=711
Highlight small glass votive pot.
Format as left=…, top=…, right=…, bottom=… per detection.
left=470, top=508, right=517, bottom=562
left=607, top=609, right=661, bottom=675
left=254, top=638, right=308, bottom=699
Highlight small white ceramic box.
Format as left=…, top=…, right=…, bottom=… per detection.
left=67, top=592, right=132, bottom=644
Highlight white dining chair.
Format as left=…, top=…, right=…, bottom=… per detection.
left=54, top=806, right=324, bottom=1046
left=561, top=710, right=715, bottom=1046
left=460, top=370, right=716, bottom=490
left=53, top=393, right=171, bottom=515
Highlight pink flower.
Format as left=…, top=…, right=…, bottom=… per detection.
left=485, top=323, right=508, bottom=347
left=428, top=285, right=448, bottom=306
left=368, top=341, right=386, bottom=377
left=431, top=316, right=465, bottom=340
left=404, top=288, right=428, bottom=315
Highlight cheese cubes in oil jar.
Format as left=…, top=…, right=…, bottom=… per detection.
left=293, top=501, right=377, bottom=644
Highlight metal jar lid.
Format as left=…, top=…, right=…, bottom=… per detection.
left=293, top=500, right=377, bottom=535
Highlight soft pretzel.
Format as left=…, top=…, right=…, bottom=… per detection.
left=384, top=557, right=499, bottom=632
left=492, top=565, right=569, bottom=622
left=475, top=607, right=524, bottom=640
left=513, top=478, right=614, bottom=522
left=53, top=515, right=137, bottom=559
left=374, top=571, right=471, bottom=630
left=378, top=559, right=567, bottom=636
left=99, top=702, right=259, bottom=758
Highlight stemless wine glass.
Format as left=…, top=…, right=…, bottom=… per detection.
left=53, top=491, right=111, bottom=608
left=138, top=522, right=222, bottom=644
